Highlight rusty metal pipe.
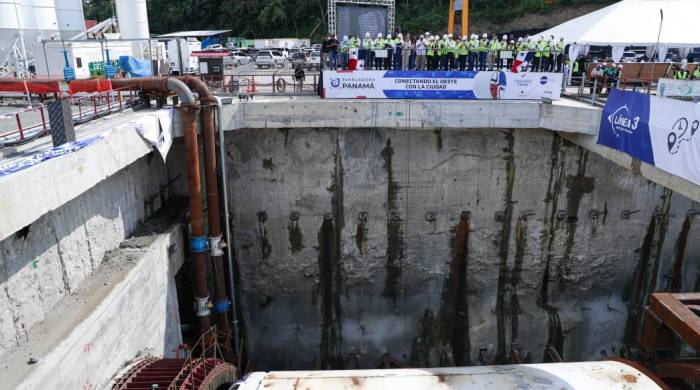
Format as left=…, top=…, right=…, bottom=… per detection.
left=111, top=77, right=210, bottom=332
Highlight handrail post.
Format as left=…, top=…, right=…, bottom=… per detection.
left=16, top=113, right=24, bottom=140
left=592, top=78, right=598, bottom=104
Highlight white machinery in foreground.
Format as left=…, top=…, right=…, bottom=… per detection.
left=234, top=361, right=662, bottom=390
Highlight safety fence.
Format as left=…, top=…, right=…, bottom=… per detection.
left=0, top=88, right=139, bottom=146
left=202, top=69, right=321, bottom=96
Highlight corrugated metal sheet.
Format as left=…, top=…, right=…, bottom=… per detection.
left=236, top=361, right=661, bottom=390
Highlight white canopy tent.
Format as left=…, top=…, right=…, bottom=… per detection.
left=532, top=0, right=700, bottom=63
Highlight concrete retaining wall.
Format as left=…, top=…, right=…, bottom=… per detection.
left=225, top=127, right=700, bottom=370
left=0, top=153, right=168, bottom=355
left=0, top=223, right=184, bottom=390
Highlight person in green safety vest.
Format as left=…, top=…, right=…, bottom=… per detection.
left=438, top=34, right=447, bottom=70
left=457, top=36, right=469, bottom=71
left=506, top=39, right=516, bottom=70
left=478, top=33, right=488, bottom=71
left=361, top=32, right=373, bottom=70
left=692, top=66, right=700, bottom=80
left=373, top=33, right=385, bottom=70
left=555, top=37, right=565, bottom=72
left=487, top=35, right=499, bottom=71
left=384, top=33, right=394, bottom=70
left=468, top=34, right=478, bottom=71
left=675, top=63, right=689, bottom=80
left=533, top=37, right=544, bottom=72
left=446, top=34, right=457, bottom=70
left=426, top=36, right=435, bottom=70
left=541, top=36, right=552, bottom=71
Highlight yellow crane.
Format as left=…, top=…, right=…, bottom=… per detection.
left=448, top=0, right=469, bottom=36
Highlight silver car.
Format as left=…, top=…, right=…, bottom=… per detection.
left=255, top=50, right=285, bottom=69
left=226, top=51, right=252, bottom=66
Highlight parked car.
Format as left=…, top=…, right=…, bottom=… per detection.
left=255, top=50, right=285, bottom=68
left=311, top=43, right=322, bottom=51
left=307, top=51, right=321, bottom=70
left=288, top=52, right=307, bottom=67
left=621, top=51, right=638, bottom=63
left=225, top=51, right=252, bottom=66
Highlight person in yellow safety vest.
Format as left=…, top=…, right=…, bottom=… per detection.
left=555, top=37, right=565, bottom=72
left=449, top=34, right=459, bottom=70
left=515, top=37, right=524, bottom=53
left=692, top=66, right=700, bottom=80
left=487, top=35, right=499, bottom=70
left=533, top=37, right=544, bottom=72
left=385, top=33, right=394, bottom=70
left=437, top=34, right=447, bottom=70
left=426, top=36, right=435, bottom=70
left=467, top=34, right=478, bottom=71
left=478, top=33, right=488, bottom=71
left=361, top=32, right=373, bottom=70
left=542, top=36, right=552, bottom=71
left=373, top=33, right=384, bottom=70
left=506, top=39, right=515, bottom=70
left=675, top=63, right=689, bottom=80
left=457, top=36, right=469, bottom=71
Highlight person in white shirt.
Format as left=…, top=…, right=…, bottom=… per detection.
left=415, top=35, right=427, bottom=70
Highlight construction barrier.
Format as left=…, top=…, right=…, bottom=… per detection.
left=0, top=79, right=61, bottom=94
left=68, top=79, right=113, bottom=95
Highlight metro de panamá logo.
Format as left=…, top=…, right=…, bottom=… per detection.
left=608, top=104, right=640, bottom=136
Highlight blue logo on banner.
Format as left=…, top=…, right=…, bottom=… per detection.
left=540, top=76, right=548, bottom=85
left=597, top=90, right=654, bottom=165
left=330, top=78, right=341, bottom=88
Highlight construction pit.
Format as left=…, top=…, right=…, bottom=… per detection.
left=0, top=81, right=699, bottom=389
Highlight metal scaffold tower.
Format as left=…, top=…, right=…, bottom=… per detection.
left=327, top=0, right=395, bottom=36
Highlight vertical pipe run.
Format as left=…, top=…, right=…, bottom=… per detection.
left=201, top=100, right=231, bottom=338
left=215, top=97, right=241, bottom=351
left=181, top=103, right=211, bottom=333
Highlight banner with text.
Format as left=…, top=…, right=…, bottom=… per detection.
left=322, top=70, right=563, bottom=100
left=598, top=89, right=700, bottom=186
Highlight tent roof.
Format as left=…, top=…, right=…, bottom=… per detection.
left=532, top=0, right=700, bottom=47
left=158, top=30, right=231, bottom=38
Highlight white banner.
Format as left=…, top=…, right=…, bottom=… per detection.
left=323, top=70, right=563, bottom=100
left=658, top=78, right=700, bottom=98
left=649, top=97, right=700, bottom=185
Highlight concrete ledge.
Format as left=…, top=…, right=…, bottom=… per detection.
left=214, top=98, right=596, bottom=135
left=0, top=112, right=157, bottom=242
left=0, top=221, right=185, bottom=390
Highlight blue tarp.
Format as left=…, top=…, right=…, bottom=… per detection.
left=118, top=56, right=152, bottom=77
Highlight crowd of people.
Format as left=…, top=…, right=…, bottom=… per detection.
left=321, top=32, right=566, bottom=72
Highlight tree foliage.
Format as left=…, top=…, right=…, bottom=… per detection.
left=82, top=0, right=612, bottom=39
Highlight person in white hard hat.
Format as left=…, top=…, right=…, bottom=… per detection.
left=414, top=34, right=426, bottom=70
left=478, top=33, right=489, bottom=71
left=340, top=35, right=350, bottom=69
left=373, top=32, right=384, bottom=70
left=361, top=32, right=373, bottom=69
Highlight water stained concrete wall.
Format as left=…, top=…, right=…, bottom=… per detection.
left=224, top=127, right=700, bottom=371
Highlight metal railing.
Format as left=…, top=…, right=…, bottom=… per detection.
left=0, top=88, right=138, bottom=146
left=203, top=69, right=320, bottom=96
